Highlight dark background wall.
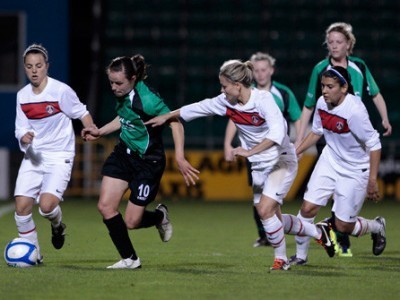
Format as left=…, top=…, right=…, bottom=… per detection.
left=1, top=0, right=399, bottom=150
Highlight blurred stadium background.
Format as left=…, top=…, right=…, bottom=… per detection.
left=0, top=0, right=399, bottom=201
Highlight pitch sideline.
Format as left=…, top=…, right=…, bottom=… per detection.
left=0, top=203, right=14, bottom=218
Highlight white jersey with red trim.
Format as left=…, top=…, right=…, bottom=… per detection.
left=312, top=93, right=381, bottom=171
left=180, top=89, right=293, bottom=163
left=15, top=77, right=89, bottom=159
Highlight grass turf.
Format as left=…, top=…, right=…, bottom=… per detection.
left=0, top=198, right=399, bottom=300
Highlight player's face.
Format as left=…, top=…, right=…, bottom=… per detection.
left=252, top=60, right=274, bottom=88
left=24, top=53, right=48, bottom=88
left=321, top=76, right=347, bottom=107
left=219, top=75, right=240, bottom=105
left=107, top=70, right=136, bottom=97
left=327, top=31, right=350, bottom=60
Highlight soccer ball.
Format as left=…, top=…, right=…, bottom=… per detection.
left=4, top=237, right=38, bottom=268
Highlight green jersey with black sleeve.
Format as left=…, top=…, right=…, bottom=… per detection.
left=270, top=81, right=301, bottom=123
left=115, top=81, right=171, bottom=157
left=304, top=56, right=380, bottom=108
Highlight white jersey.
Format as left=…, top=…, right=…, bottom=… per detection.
left=180, top=89, right=294, bottom=163
left=312, top=93, right=381, bottom=171
left=15, top=77, right=89, bottom=160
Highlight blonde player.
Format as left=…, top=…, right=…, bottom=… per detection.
left=292, top=66, right=386, bottom=265
left=146, top=59, right=336, bottom=271
left=14, top=43, right=95, bottom=263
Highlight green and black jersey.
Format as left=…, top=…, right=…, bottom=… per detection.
left=270, top=81, right=301, bottom=123
left=304, top=56, right=380, bottom=108
left=115, top=81, right=171, bottom=157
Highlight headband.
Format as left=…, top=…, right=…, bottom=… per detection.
left=327, top=68, right=347, bottom=85
left=23, top=45, right=48, bottom=62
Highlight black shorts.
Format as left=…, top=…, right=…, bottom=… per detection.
left=102, top=142, right=166, bottom=206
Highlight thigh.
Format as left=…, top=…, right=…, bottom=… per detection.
left=14, top=159, right=43, bottom=199
left=41, top=160, right=73, bottom=201
left=304, top=156, right=336, bottom=207
left=125, top=201, right=146, bottom=228
left=333, top=170, right=368, bottom=223
left=98, top=176, right=129, bottom=218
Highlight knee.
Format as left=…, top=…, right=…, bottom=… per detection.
left=125, top=217, right=141, bottom=230
left=335, top=221, right=354, bottom=234
left=300, top=201, right=319, bottom=218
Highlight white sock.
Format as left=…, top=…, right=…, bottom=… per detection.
left=261, top=214, right=287, bottom=261
left=351, top=217, right=381, bottom=237
left=282, top=214, right=320, bottom=239
left=15, top=212, right=41, bottom=255
left=39, top=205, right=62, bottom=227
left=294, top=212, right=315, bottom=260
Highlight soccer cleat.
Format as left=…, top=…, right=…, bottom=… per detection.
left=107, top=257, right=141, bottom=269
left=37, top=254, right=44, bottom=264
left=338, top=247, right=353, bottom=257
left=329, top=229, right=340, bottom=254
left=270, top=259, right=290, bottom=271
left=51, top=222, right=66, bottom=249
left=288, top=255, right=308, bottom=266
left=371, top=216, right=386, bottom=256
left=315, top=222, right=336, bottom=258
left=253, top=237, right=270, bottom=248
left=156, top=204, right=173, bottom=242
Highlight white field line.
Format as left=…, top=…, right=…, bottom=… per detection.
left=0, top=203, right=14, bottom=218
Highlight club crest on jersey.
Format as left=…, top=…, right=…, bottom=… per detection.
left=336, top=122, right=344, bottom=131
left=46, top=105, right=55, bottom=115
left=251, top=115, right=260, bottom=124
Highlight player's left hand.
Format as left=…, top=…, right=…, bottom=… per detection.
left=232, top=146, right=250, bottom=158
left=382, top=119, right=392, bottom=137
left=176, top=157, right=200, bottom=186
left=367, top=180, right=380, bottom=202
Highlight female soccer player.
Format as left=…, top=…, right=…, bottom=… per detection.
left=295, top=22, right=392, bottom=258
left=81, top=55, right=199, bottom=269
left=14, top=43, right=95, bottom=263
left=224, top=52, right=302, bottom=248
left=292, top=66, right=386, bottom=265
left=146, top=59, right=335, bottom=271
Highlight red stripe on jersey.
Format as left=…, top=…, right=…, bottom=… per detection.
left=226, top=107, right=265, bottom=126
left=21, top=102, right=61, bottom=119
left=318, top=109, right=350, bottom=134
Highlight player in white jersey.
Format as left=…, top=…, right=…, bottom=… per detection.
left=292, top=66, right=387, bottom=265
left=13, top=44, right=95, bottom=263
left=146, top=59, right=336, bottom=271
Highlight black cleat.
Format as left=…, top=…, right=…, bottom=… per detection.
left=51, top=223, right=66, bottom=249
left=371, top=216, right=386, bottom=256
left=316, top=222, right=336, bottom=258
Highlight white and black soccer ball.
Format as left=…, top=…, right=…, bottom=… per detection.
left=4, top=237, right=38, bottom=268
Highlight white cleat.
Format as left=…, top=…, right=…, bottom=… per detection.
left=156, top=204, right=173, bottom=242
left=107, top=257, right=141, bottom=269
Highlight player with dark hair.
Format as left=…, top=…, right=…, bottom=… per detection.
left=146, top=59, right=336, bottom=271
left=14, top=43, right=95, bottom=263
left=81, top=55, right=199, bottom=269
left=292, top=66, right=386, bottom=265
left=224, top=52, right=302, bottom=248
left=294, top=22, right=392, bottom=259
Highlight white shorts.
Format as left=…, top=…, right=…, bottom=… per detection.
left=304, top=155, right=368, bottom=223
left=251, top=155, right=298, bottom=205
left=14, top=155, right=73, bottom=202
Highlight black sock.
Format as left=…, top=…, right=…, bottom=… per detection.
left=103, top=213, right=137, bottom=260
left=253, top=206, right=266, bottom=239
left=138, top=210, right=163, bottom=228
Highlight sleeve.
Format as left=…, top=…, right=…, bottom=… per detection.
left=15, top=93, right=32, bottom=152
left=286, top=88, right=301, bottom=122
left=58, top=85, right=89, bottom=120
left=303, top=64, right=321, bottom=108
left=363, top=62, right=380, bottom=97
left=311, top=98, right=324, bottom=136
left=259, top=96, right=286, bottom=146
left=180, top=94, right=227, bottom=122
left=348, top=104, right=381, bottom=151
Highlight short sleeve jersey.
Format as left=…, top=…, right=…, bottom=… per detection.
left=270, top=81, right=301, bottom=123
left=116, top=81, right=171, bottom=157
left=304, top=56, right=380, bottom=108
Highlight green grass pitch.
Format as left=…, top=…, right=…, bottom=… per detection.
left=0, top=198, right=399, bottom=299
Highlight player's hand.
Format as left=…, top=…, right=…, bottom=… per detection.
left=81, top=125, right=100, bottom=141
left=224, top=145, right=236, bottom=162
left=382, top=120, right=392, bottom=137
left=176, top=157, right=200, bottom=186
left=21, top=131, right=35, bottom=145
left=232, top=146, right=250, bottom=158
left=145, top=115, right=169, bottom=127
left=367, top=179, right=380, bottom=203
